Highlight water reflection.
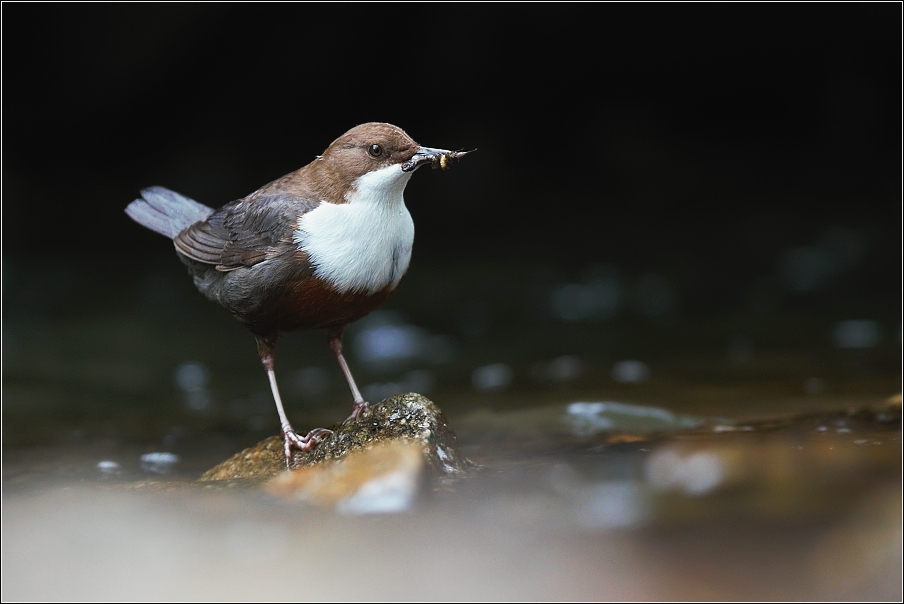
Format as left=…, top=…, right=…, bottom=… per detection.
left=352, top=311, right=455, bottom=371
left=564, top=401, right=703, bottom=436
left=139, top=452, right=180, bottom=474
left=611, top=359, right=650, bottom=383
left=574, top=481, right=650, bottom=530
left=471, top=363, right=513, bottom=392
left=96, top=460, right=121, bottom=475
left=645, top=449, right=726, bottom=495
left=174, top=361, right=212, bottom=412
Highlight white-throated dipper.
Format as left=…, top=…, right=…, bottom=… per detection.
left=126, top=122, right=470, bottom=463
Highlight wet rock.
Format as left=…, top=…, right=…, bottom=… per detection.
left=197, top=437, right=285, bottom=483
left=199, top=392, right=471, bottom=482
left=266, top=440, right=424, bottom=513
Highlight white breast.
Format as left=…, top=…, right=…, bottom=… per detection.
left=293, top=164, right=415, bottom=295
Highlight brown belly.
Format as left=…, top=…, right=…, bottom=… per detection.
left=245, top=274, right=393, bottom=337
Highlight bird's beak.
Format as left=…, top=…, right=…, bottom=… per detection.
left=402, top=147, right=474, bottom=172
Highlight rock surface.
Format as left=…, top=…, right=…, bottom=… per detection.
left=266, top=439, right=425, bottom=513
left=198, top=392, right=472, bottom=482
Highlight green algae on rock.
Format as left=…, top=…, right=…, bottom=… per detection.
left=199, top=392, right=472, bottom=482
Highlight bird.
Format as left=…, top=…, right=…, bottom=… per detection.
left=125, top=122, right=470, bottom=464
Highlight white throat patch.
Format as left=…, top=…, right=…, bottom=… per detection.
left=293, top=164, right=416, bottom=295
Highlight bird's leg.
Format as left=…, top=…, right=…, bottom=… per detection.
left=326, top=326, right=369, bottom=422
left=256, top=336, right=331, bottom=467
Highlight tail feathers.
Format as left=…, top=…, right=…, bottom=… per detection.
left=125, top=186, right=214, bottom=239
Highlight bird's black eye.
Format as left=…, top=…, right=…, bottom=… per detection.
left=367, top=144, right=384, bottom=158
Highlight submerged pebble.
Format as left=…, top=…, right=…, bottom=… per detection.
left=96, top=460, right=121, bottom=474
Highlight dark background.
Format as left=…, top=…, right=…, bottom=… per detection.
left=4, top=4, right=899, bottom=281
left=2, top=3, right=901, bottom=451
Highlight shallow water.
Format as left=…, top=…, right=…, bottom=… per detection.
left=3, top=397, right=900, bottom=600
left=2, top=261, right=901, bottom=600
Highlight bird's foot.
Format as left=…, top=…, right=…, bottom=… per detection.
left=344, top=400, right=370, bottom=424
left=283, top=427, right=332, bottom=467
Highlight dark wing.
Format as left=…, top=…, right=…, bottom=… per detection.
left=174, top=193, right=320, bottom=271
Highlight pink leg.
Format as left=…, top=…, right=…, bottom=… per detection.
left=257, top=336, right=331, bottom=466
left=327, top=326, right=369, bottom=422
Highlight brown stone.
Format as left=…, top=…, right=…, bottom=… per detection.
left=266, top=440, right=424, bottom=513
left=198, top=392, right=472, bottom=482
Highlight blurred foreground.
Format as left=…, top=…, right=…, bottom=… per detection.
left=3, top=398, right=900, bottom=600
left=3, top=260, right=901, bottom=600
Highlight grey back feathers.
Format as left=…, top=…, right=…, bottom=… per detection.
left=173, top=193, right=321, bottom=271
left=125, top=186, right=214, bottom=239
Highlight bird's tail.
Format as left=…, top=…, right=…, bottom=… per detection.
left=125, top=186, right=214, bottom=239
